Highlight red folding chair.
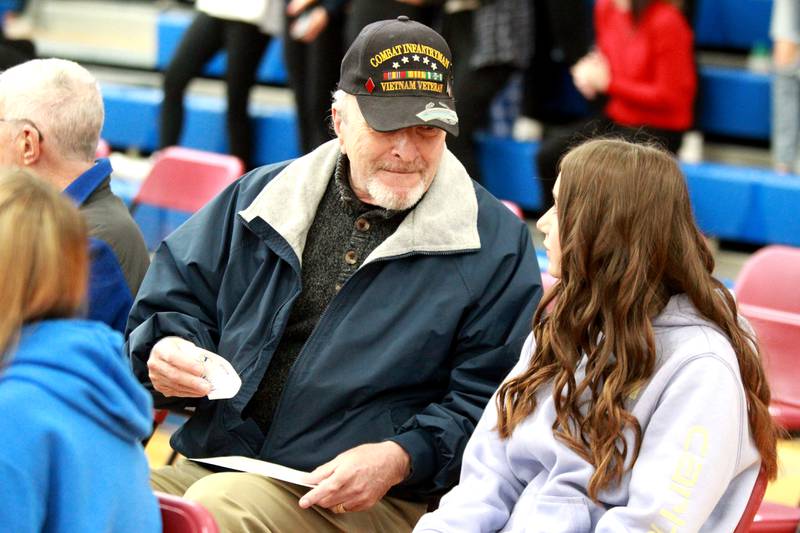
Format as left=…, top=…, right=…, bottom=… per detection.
left=95, top=138, right=111, bottom=159
left=734, top=465, right=768, bottom=532
left=736, top=245, right=800, bottom=314
left=157, top=492, right=219, bottom=533
left=131, top=146, right=244, bottom=250
left=739, top=304, right=800, bottom=430
left=501, top=199, right=525, bottom=220
left=750, top=501, right=800, bottom=532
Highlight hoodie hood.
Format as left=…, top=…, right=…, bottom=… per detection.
left=652, top=293, right=729, bottom=332
left=5, top=319, right=153, bottom=441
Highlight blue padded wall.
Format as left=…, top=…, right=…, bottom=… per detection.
left=697, top=66, right=771, bottom=140
left=100, top=83, right=301, bottom=166
left=477, top=136, right=543, bottom=212
left=694, top=0, right=772, bottom=50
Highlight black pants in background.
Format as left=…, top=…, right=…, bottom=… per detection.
left=345, top=0, right=438, bottom=46
left=536, top=115, right=684, bottom=211
left=160, top=13, right=269, bottom=168
left=283, top=10, right=345, bottom=153
left=0, top=37, right=35, bottom=70
left=442, top=9, right=515, bottom=184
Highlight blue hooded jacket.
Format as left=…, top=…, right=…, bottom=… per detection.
left=0, top=319, right=160, bottom=533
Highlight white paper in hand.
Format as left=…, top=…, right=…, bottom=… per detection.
left=198, top=349, right=242, bottom=400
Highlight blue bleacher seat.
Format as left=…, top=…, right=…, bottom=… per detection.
left=477, top=135, right=543, bottom=212
left=754, top=174, right=800, bottom=244
left=682, top=161, right=756, bottom=238
left=100, top=83, right=301, bottom=166
left=697, top=66, right=771, bottom=141
left=157, top=10, right=287, bottom=85
left=694, top=0, right=772, bottom=50
left=474, top=135, right=800, bottom=247
left=102, top=84, right=162, bottom=151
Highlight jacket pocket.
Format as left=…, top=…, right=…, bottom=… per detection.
left=507, top=494, right=591, bottom=533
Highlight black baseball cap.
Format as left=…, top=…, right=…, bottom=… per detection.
left=338, top=16, right=459, bottom=136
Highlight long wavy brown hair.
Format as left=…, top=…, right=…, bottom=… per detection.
left=495, top=139, right=778, bottom=499
left=0, top=169, right=88, bottom=364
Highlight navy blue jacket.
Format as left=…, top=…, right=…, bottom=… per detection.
left=126, top=141, right=542, bottom=500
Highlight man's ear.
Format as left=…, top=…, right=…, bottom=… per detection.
left=331, top=106, right=346, bottom=154
left=19, top=125, right=42, bottom=166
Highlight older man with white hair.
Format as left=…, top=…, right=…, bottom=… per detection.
left=0, top=58, right=149, bottom=332
left=127, top=16, right=542, bottom=532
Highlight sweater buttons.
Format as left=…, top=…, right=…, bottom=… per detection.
left=355, top=217, right=370, bottom=232
left=344, top=250, right=358, bottom=265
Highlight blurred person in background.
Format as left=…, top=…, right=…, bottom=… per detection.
left=283, top=0, right=348, bottom=153
left=0, top=58, right=149, bottom=333
left=770, top=0, right=800, bottom=175
left=536, top=0, right=696, bottom=209
left=160, top=0, right=283, bottom=168
left=441, top=0, right=532, bottom=184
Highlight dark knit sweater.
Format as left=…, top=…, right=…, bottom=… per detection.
left=246, top=156, right=409, bottom=434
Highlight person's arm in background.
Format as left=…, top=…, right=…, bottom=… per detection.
left=286, top=0, right=347, bottom=43
left=770, top=0, right=800, bottom=172
left=772, top=0, right=800, bottom=67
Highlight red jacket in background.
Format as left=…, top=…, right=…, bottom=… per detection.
left=596, top=0, right=696, bottom=131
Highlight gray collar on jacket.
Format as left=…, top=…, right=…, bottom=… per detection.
left=239, top=139, right=481, bottom=265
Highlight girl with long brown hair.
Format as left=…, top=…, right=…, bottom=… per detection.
left=0, top=170, right=160, bottom=532
left=415, top=139, right=778, bottom=532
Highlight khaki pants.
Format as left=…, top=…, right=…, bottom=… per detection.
left=152, top=459, right=428, bottom=533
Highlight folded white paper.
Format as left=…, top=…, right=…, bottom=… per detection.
left=190, top=456, right=316, bottom=488
left=198, top=349, right=242, bottom=400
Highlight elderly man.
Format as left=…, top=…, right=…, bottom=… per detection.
left=0, top=58, right=149, bottom=332
left=127, top=17, right=542, bottom=532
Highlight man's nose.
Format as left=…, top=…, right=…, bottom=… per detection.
left=390, top=130, right=419, bottom=160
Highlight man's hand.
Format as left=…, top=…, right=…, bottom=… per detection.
left=298, top=442, right=411, bottom=513
left=147, top=336, right=212, bottom=398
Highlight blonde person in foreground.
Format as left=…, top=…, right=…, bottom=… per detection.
left=0, top=170, right=159, bottom=532
left=414, top=138, right=779, bottom=532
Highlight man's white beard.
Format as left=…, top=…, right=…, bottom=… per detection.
left=365, top=176, right=427, bottom=210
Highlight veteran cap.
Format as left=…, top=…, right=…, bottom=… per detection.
left=338, top=16, right=459, bottom=136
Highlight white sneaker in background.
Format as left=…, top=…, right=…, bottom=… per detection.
left=678, top=130, right=704, bottom=163
left=512, top=116, right=544, bottom=141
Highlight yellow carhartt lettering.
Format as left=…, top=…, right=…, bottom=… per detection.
left=659, top=508, right=686, bottom=527
left=672, top=453, right=701, bottom=487
left=684, top=426, right=709, bottom=457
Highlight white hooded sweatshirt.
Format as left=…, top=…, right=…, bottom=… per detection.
left=415, top=294, right=761, bottom=533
